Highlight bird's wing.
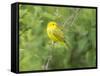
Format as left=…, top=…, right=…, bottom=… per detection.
left=53, top=27, right=65, bottom=42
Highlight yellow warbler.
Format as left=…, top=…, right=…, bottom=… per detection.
left=47, top=21, right=70, bottom=49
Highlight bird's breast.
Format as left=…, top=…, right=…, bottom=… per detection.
left=47, top=27, right=58, bottom=42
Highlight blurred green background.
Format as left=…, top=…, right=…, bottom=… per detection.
left=19, top=4, right=96, bottom=71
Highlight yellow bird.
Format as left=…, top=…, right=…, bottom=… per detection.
left=47, top=21, right=70, bottom=49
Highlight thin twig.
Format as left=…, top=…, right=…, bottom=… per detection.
left=45, top=55, right=52, bottom=70
left=55, top=7, right=59, bottom=17
left=44, top=41, right=54, bottom=70
left=70, top=8, right=81, bottom=26
left=63, top=8, right=81, bottom=27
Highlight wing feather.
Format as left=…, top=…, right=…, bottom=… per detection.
left=53, top=27, right=65, bottom=42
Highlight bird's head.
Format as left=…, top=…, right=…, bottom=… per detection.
left=47, top=21, right=57, bottom=28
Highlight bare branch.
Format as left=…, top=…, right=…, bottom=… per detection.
left=44, top=41, right=54, bottom=70
left=44, top=55, right=52, bottom=70
left=63, top=8, right=81, bottom=27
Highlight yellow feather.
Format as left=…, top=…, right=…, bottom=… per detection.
left=47, top=21, right=70, bottom=49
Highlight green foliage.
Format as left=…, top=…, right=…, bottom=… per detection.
left=19, top=4, right=96, bottom=71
